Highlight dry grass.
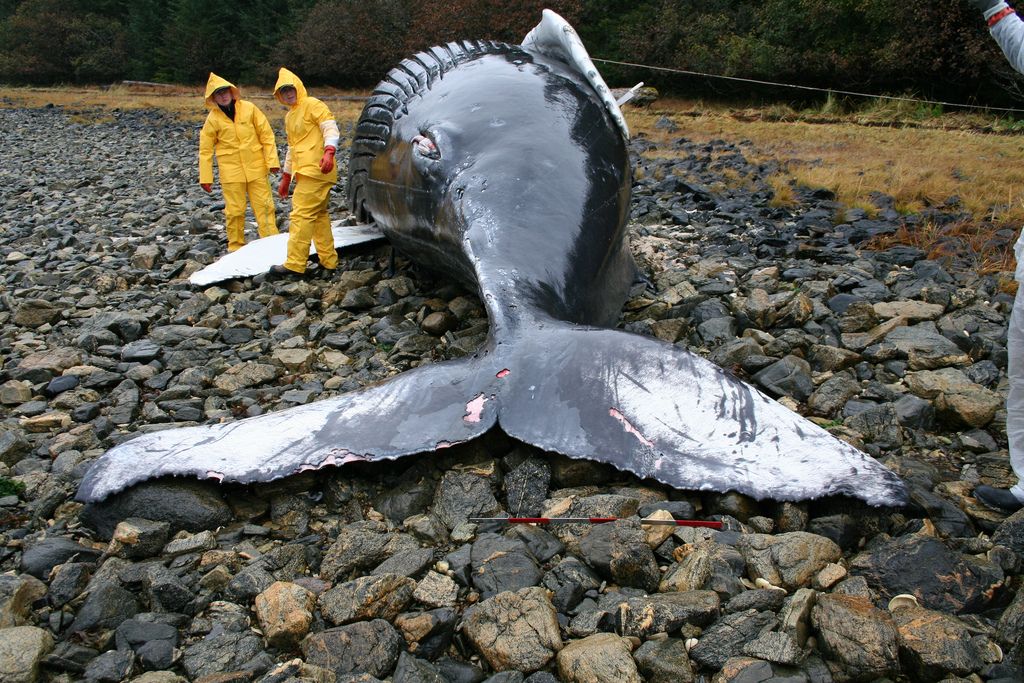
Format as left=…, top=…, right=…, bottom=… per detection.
left=626, top=99, right=1024, bottom=226
left=3, top=84, right=1022, bottom=273
left=0, top=83, right=368, bottom=124
left=625, top=97, right=1024, bottom=273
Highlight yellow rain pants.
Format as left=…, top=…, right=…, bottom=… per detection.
left=222, top=179, right=278, bottom=252
left=282, top=175, right=338, bottom=273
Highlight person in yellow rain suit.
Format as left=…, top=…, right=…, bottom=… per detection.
left=270, top=67, right=339, bottom=276
left=198, top=73, right=280, bottom=252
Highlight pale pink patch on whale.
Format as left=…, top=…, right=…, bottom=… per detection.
left=464, top=394, right=488, bottom=423
left=207, top=471, right=225, bottom=482
left=609, top=407, right=655, bottom=448
left=497, top=369, right=510, bottom=378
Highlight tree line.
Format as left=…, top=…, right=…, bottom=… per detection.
left=0, top=0, right=1020, bottom=106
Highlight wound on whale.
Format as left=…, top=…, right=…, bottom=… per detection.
left=76, top=10, right=908, bottom=508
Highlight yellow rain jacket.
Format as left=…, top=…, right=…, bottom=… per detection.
left=274, top=67, right=339, bottom=184
left=199, top=73, right=280, bottom=185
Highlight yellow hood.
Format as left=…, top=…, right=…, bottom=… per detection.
left=204, top=72, right=240, bottom=110
left=274, top=67, right=308, bottom=107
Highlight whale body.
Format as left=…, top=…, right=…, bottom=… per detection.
left=76, top=11, right=907, bottom=507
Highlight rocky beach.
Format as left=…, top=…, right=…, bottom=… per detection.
left=0, top=104, right=1022, bottom=683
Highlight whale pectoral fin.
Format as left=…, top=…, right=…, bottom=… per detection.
left=497, top=326, right=908, bottom=507
left=76, top=355, right=500, bottom=503
left=187, top=222, right=385, bottom=286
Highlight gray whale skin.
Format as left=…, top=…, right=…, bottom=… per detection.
left=76, top=11, right=907, bottom=507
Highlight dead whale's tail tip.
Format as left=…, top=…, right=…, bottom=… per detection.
left=495, top=322, right=908, bottom=508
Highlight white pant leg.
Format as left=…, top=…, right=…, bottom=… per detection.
left=1007, top=264, right=1024, bottom=503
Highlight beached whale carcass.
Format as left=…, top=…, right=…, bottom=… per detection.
left=76, top=10, right=907, bottom=507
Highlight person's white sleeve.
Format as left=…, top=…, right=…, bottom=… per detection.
left=989, top=3, right=1024, bottom=75
left=319, top=120, right=340, bottom=149
left=283, top=148, right=293, bottom=175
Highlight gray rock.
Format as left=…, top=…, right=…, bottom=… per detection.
left=319, top=573, right=416, bottom=625
left=753, top=355, right=814, bottom=401
left=371, top=546, right=435, bottom=578
left=0, top=574, right=47, bottom=628
left=632, top=637, right=695, bottom=683
left=463, top=586, right=562, bottom=673
left=302, top=619, right=404, bottom=679
left=180, top=629, right=265, bottom=679
left=811, top=593, right=898, bottom=680
left=616, top=590, right=720, bottom=638
left=70, top=581, right=140, bottom=633
left=0, top=429, right=32, bottom=466
left=724, top=588, right=787, bottom=614
left=844, top=403, right=903, bottom=449
left=79, top=479, right=231, bottom=539
left=47, top=562, right=93, bottom=608
left=433, top=470, right=502, bottom=530
left=470, top=533, right=542, bottom=600
left=807, top=373, right=860, bottom=417
left=110, top=518, right=171, bottom=559
left=83, top=649, right=134, bottom=682
left=850, top=534, right=1006, bottom=614
left=320, top=520, right=417, bottom=581
left=892, top=605, right=993, bottom=679
left=660, top=540, right=746, bottom=598
left=556, top=633, right=640, bottom=683
left=508, top=524, right=563, bottom=563
left=115, top=618, right=178, bottom=671
left=393, top=651, right=446, bottom=683
left=541, top=556, right=602, bottom=613
left=578, top=520, right=660, bottom=592
left=742, top=630, right=806, bottom=666
left=778, top=587, right=817, bottom=647
left=992, top=507, right=1024, bottom=556
left=689, top=609, right=778, bottom=670
left=503, top=456, right=550, bottom=518
left=0, top=626, right=53, bottom=683
left=737, top=532, right=842, bottom=591
left=394, top=608, right=457, bottom=661
left=225, top=564, right=276, bottom=603
left=20, top=537, right=102, bottom=580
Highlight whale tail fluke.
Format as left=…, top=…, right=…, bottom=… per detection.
left=77, top=318, right=907, bottom=508
left=75, top=353, right=503, bottom=504
left=495, top=321, right=908, bottom=507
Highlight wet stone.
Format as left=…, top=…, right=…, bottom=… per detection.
left=633, top=637, right=695, bottom=683
left=83, top=649, right=134, bottom=682
left=470, top=533, right=542, bottom=599
left=319, top=573, right=416, bottom=625
left=433, top=470, right=503, bottom=530
left=462, top=587, right=562, bottom=673
left=181, top=630, right=265, bottom=680
left=891, top=605, right=993, bottom=680
left=850, top=534, right=1006, bottom=614
left=301, top=619, right=404, bottom=679
left=615, top=590, right=720, bottom=638
left=689, top=609, right=778, bottom=670
left=556, top=633, right=640, bottom=683
left=80, top=479, right=232, bottom=540
left=503, top=456, right=551, bottom=518
left=370, top=546, right=435, bottom=578
left=811, top=593, right=898, bottom=681
left=395, top=608, right=458, bottom=661
left=578, top=520, right=660, bottom=592
left=20, top=536, right=102, bottom=579
left=115, top=618, right=178, bottom=670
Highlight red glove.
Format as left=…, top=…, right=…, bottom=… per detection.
left=200, top=183, right=212, bottom=193
left=278, top=173, right=292, bottom=199
left=319, top=146, right=336, bottom=174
